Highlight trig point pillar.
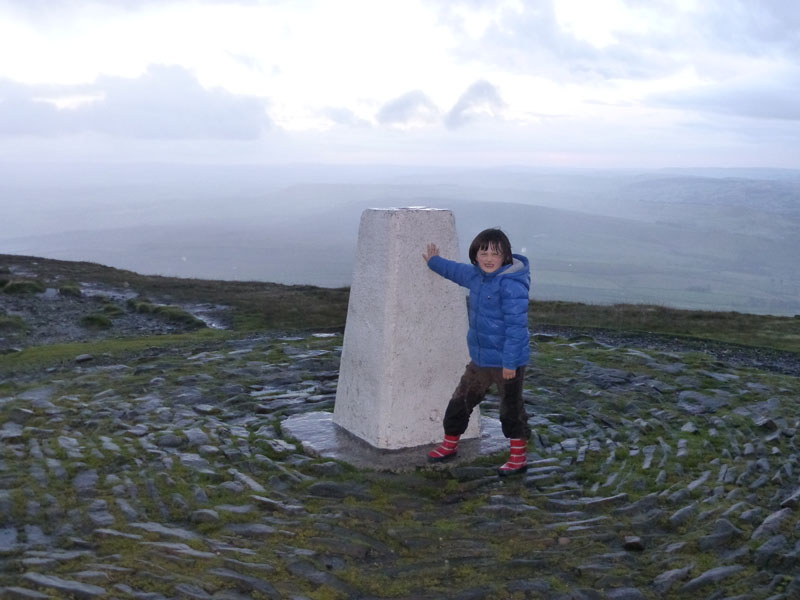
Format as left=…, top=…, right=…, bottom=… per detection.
left=334, top=207, right=479, bottom=450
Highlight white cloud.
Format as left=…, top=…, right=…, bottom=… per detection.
left=376, top=91, right=441, bottom=128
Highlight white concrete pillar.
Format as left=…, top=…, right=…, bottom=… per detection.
left=333, top=207, right=480, bottom=450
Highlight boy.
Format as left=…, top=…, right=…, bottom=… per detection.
left=423, top=228, right=531, bottom=476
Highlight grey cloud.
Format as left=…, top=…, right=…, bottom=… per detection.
left=322, top=107, right=371, bottom=128
left=464, top=1, right=667, bottom=82
left=90, top=65, right=269, bottom=139
left=0, top=65, right=271, bottom=139
left=654, top=74, right=800, bottom=121
left=689, top=1, right=800, bottom=58
left=445, top=80, right=505, bottom=129
left=376, top=90, right=440, bottom=126
left=0, top=0, right=261, bottom=18
left=0, top=81, right=68, bottom=135
left=436, top=0, right=800, bottom=85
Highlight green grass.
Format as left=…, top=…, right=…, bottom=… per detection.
left=58, top=282, right=82, bottom=298
left=101, top=302, right=126, bottom=316
left=153, top=305, right=207, bottom=328
left=3, top=279, right=46, bottom=294
left=529, top=300, right=800, bottom=353
left=81, top=313, right=113, bottom=329
left=0, top=313, right=27, bottom=332
left=0, top=328, right=228, bottom=374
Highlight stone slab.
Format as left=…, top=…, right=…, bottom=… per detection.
left=283, top=412, right=506, bottom=471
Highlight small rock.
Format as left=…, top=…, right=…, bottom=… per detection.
left=681, top=565, right=745, bottom=592
left=653, top=566, right=692, bottom=594
left=752, top=508, right=792, bottom=540
left=190, top=509, right=219, bottom=523
left=753, top=534, right=789, bottom=568
left=781, top=487, right=800, bottom=509
left=0, top=586, right=52, bottom=599
left=21, top=572, right=106, bottom=598
left=623, top=536, right=644, bottom=551
left=606, top=588, right=646, bottom=600
left=669, top=503, right=697, bottom=529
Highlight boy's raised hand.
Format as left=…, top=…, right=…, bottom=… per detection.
left=422, top=243, right=440, bottom=263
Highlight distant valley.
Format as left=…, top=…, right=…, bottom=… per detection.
left=2, top=164, right=799, bottom=315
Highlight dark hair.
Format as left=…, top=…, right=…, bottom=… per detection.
left=468, top=228, right=513, bottom=266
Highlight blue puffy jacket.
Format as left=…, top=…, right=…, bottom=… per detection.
left=428, top=253, right=531, bottom=369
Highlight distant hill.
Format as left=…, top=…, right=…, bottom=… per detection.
left=1, top=166, right=798, bottom=316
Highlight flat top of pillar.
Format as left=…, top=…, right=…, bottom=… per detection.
left=366, top=206, right=449, bottom=212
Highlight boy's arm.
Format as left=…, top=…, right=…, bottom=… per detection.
left=426, top=254, right=474, bottom=288
left=500, top=278, right=530, bottom=370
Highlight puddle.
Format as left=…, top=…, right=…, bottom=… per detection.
left=183, top=304, right=229, bottom=329
left=80, top=282, right=139, bottom=302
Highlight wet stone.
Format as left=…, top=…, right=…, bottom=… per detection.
left=115, top=499, right=139, bottom=520
left=753, top=535, right=789, bottom=568
left=223, top=523, right=278, bottom=538
left=605, top=588, right=646, bottom=600
left=677, top=391, right=728, bottom=414
left=653, top=566, right=692, bottom=594
left=156, top=433, right=184, bottom=448
left=0, top=587, right=52, bottom=599
left=0, top=527, right=19, bottom=554
left=142, top=542, right=216, bottom=559
left=127, top=424, right=148, bottom=436
left=285, top=559, right=357, bottom=596
left=307, top=481, right=371, bottom=500
left=697, top=519, right=743, bottom=551
left=173, top=583, right=212, bottom=599
left=129, top=523, right=199, bottom=540
left=781, top=487, right=800, bottom=508
left=190, top=509, right=219, bottom=524
left=72, top=470, right=99, bottom=495
left=681, top=565, right=746, bottom=592
left=228, top=469, right=266, bottom=493
left=20, top=572, right=106, bottom=598
left=0, top=423, right=23, bottom=441
left=751, top=508, right=793, bottom=540
left=622, top=536, right=644, bottom=551
left=251, top=495, right=305, bottom=515
left=87, top=500, right=115, bottom=527
left=93, top=528, right=143, bottom=541
left=669, top=503, right=697, bottom=529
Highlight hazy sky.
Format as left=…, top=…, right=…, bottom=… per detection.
left=1, top=0, right=798, bottom=168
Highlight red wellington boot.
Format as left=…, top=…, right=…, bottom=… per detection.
left=428, top=434, right=460, bottom=462
left=498, top=438, right=528, bottom=476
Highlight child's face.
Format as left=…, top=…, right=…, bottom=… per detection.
left=476, top=244, right=503, bottom=273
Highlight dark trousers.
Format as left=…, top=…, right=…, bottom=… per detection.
left=443, top=361, right=530, bottom=439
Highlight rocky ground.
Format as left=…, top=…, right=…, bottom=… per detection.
left=1, top=277, right=229, bottom=353
left=1, top=319, right=799, bottom=599
left=2, top=268, right=800, bottom=599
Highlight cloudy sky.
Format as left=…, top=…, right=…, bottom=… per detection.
left=1, top=0, right=798, bottom=168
